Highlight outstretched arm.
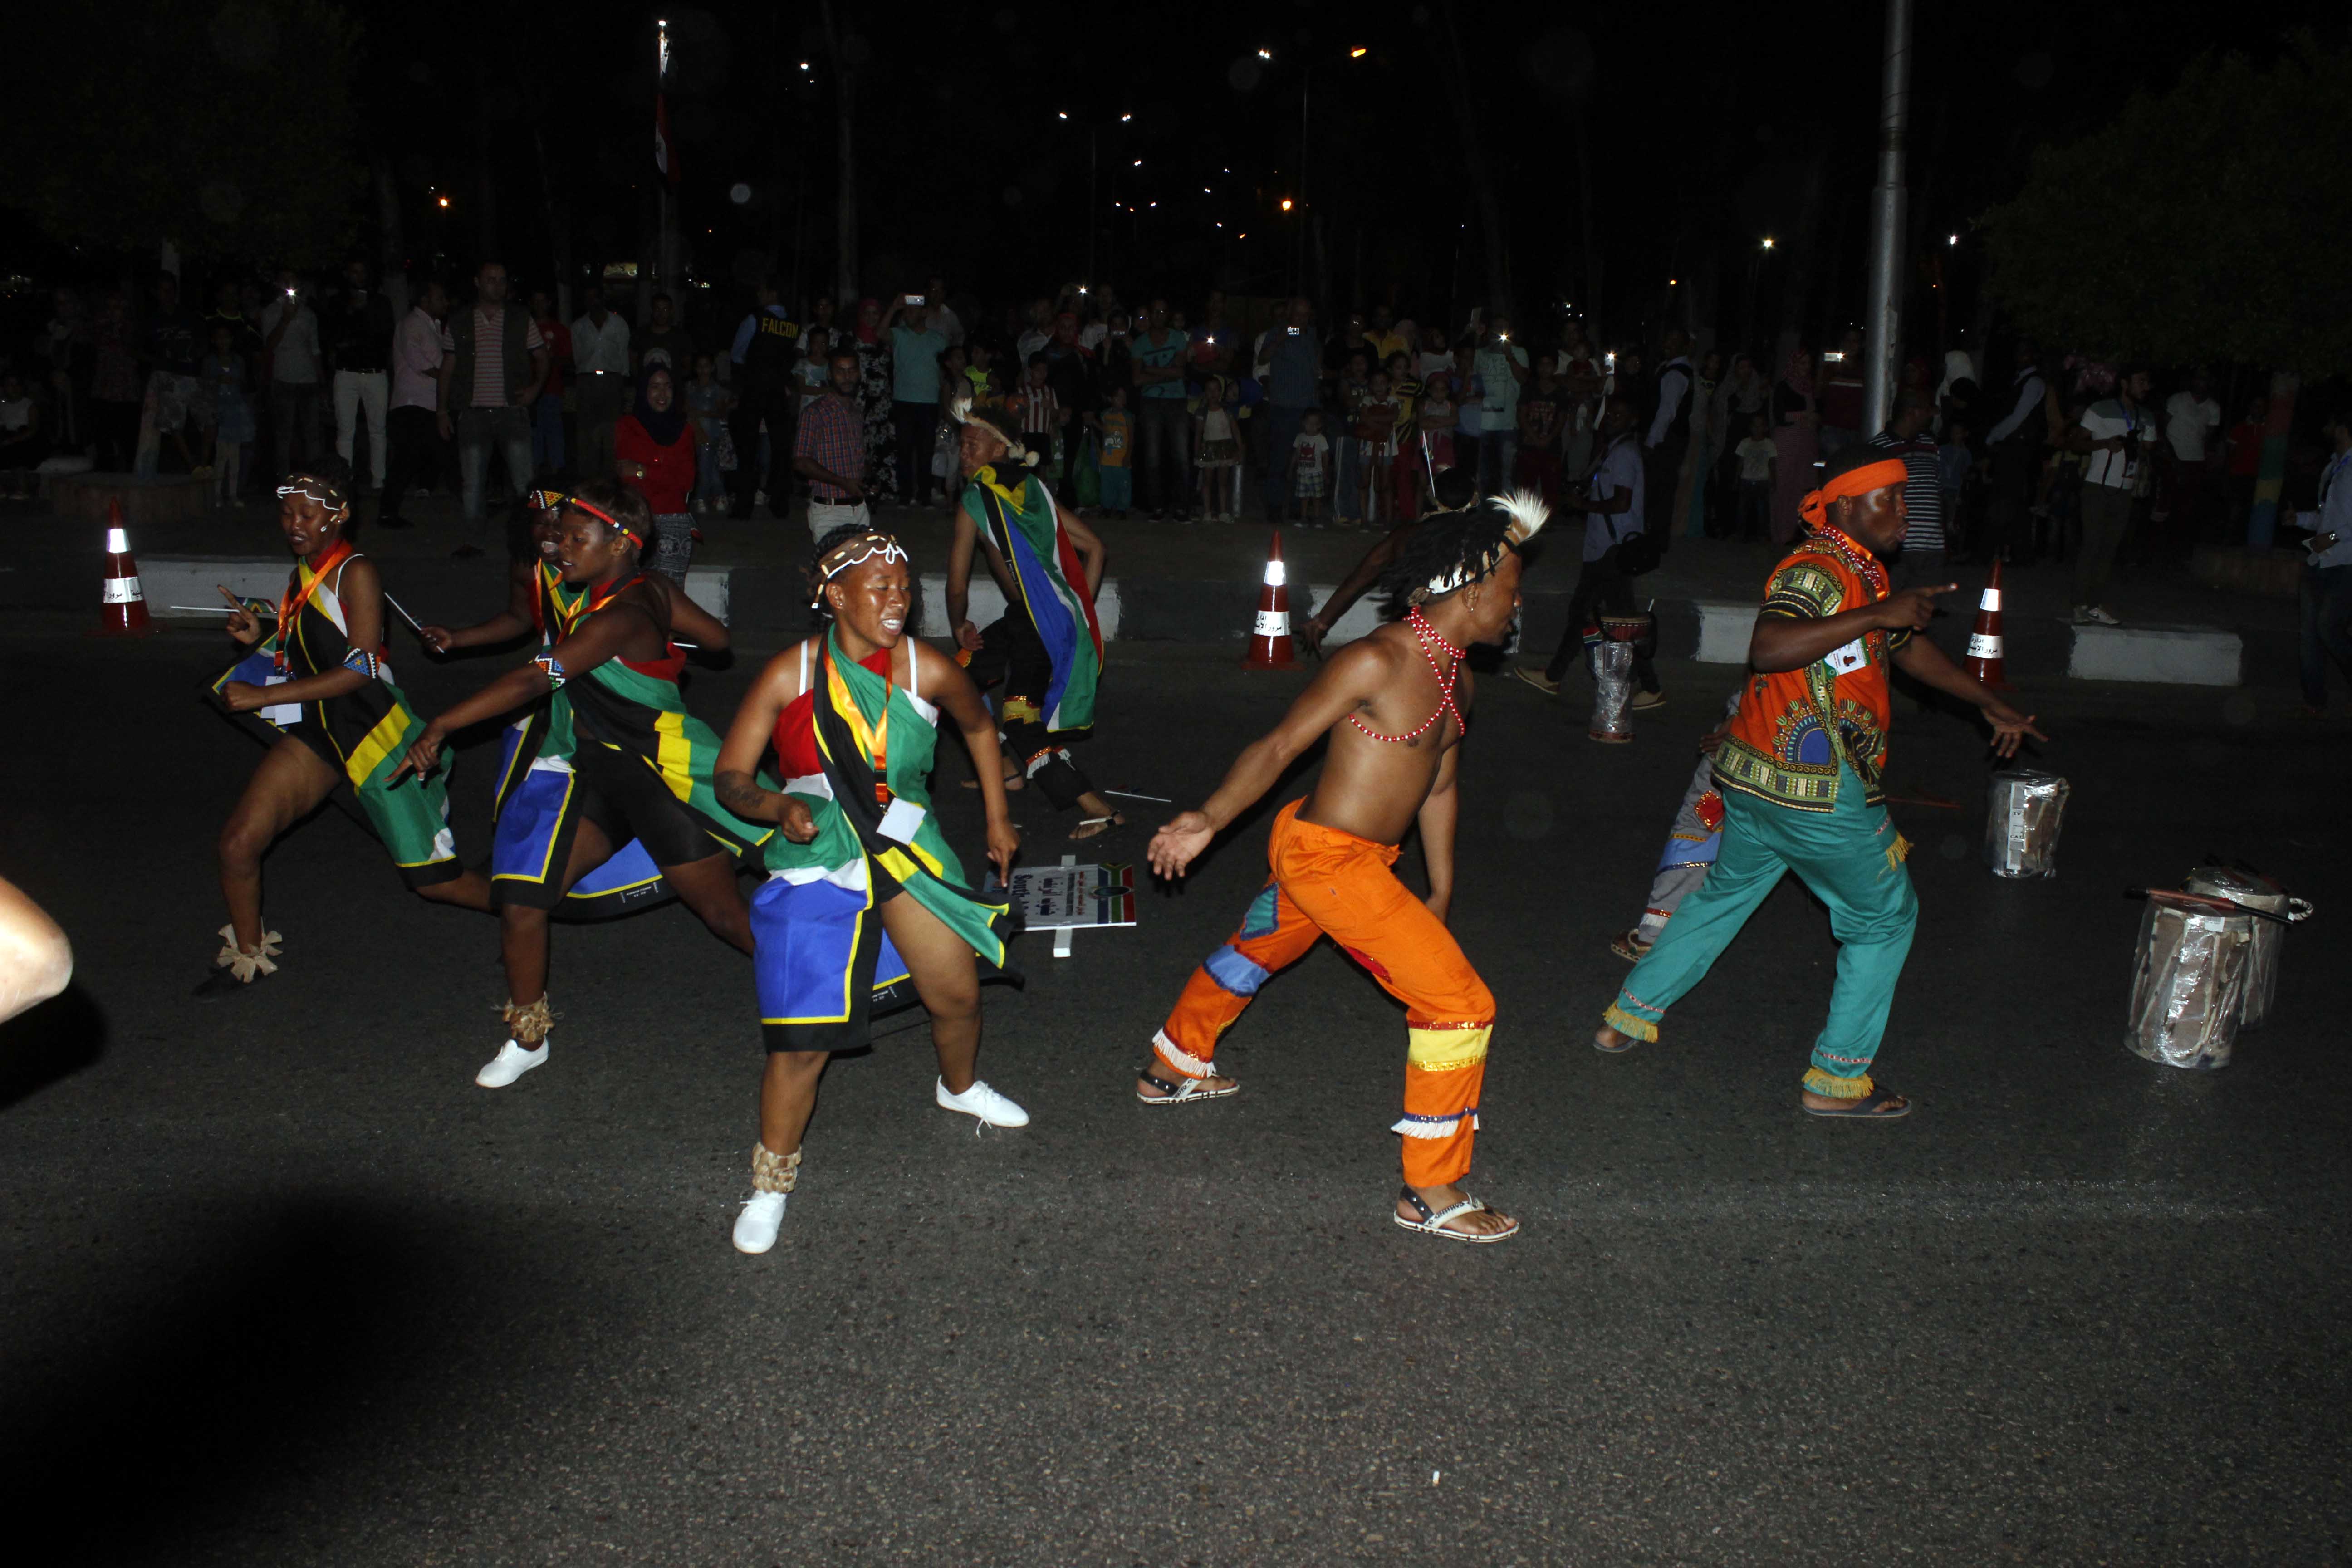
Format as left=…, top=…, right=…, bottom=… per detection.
left=1301, top=521, right=1414, bottom=652
left=394, top=603, right=642, bottom=779
left=1148, top=638, right=1393, bottom=879
left=1893, top=635, right=2047, bottom=758
left=1057, top=501, right=1107, bottom=597
left=1415, top=743, right=1460, bottom=923
left=664, top=580, right=732, bottom=655
left=919, top=640, right=1021, bottom=880
left=421, top=559, right=535, bottom=653
left=713, top=648, right=816, bottom=839
left=1749, top=583, right=1954, bottom=672
left=946, top=505, right=982, bottom=651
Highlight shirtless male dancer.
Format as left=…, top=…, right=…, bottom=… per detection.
left=1142, top=493, right=1549, bottom=1243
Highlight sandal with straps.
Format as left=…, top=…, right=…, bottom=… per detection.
left=1134, top=1066, right=1240, bottom=1107
left=1393, top=1185, right=1520, bottom=1244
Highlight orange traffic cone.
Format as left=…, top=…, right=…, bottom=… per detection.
left=93, top=502, right=157, bottom=638
left=1963, top=559, right=2008, bottom=690
left=1243, top=529, right=1297, bottom=670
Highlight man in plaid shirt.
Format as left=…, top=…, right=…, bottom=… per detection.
left=792, top=348, right=870, bottom=543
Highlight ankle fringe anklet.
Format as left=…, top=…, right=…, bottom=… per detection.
left=213, top=924, right=284, bottom=983
left=751, top=1143, right=802, bottom=1194
left=498, top=995, right=559, bottom=1044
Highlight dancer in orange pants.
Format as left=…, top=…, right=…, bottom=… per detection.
left=1143, top=491, right=1550, bottom=1242
left=1155, top=800, right=1493, bottom=1189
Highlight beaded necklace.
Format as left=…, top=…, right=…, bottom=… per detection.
left=1348, top=606, right=1467, bottom=744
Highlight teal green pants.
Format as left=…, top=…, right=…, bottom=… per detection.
left=1604, top=764, right=1916, bottom=1099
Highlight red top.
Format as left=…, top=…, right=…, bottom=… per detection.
left=2225, top=421, right=2265, bottom=478
left=615, top=416, right=696, bottom=514
left=774, top=644, right=892, bottom=779
left=536, top=318, right=572, bottom=397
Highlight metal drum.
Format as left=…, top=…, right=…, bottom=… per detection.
left=1587, top=640, right=1635, bottom=743
left=1984, top=768, right=2069, bottom=878
left=2182, top=867, right=2309, bottom=1030
left=2126, top=893, right=2255, bottom=1071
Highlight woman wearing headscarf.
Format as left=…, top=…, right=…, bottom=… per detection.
left=1769, top=350, right=1819, bottom=544
left=851, top=298, right=897, bottom=503
left=615, top=364, right=699, bottom=579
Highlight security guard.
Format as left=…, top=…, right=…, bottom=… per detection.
left=729, top=274, right=800, bottom=519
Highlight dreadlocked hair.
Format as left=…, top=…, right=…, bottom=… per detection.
left=1376, top=502, right=1517, bottom=621
left=805, top=522, right=925, bottom=635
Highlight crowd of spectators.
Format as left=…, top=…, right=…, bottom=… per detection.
left=0, top=266, right=2323, bottom=601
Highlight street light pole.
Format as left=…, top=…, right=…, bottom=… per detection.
left=1861, top=0, right=1912, bottom=437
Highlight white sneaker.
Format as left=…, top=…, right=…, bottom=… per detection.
left=733, top=1190, right=788, bottom=1253
left=2073, top=604, right=2121, bottom=627
left=936, top=1077, right=1030, bottom=1127
left=475, top=1039, right=549, bottom=1088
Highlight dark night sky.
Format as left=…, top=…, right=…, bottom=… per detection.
left=137, top=0, right=2352, bottom=342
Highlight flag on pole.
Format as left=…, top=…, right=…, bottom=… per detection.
left=655, top=93, right=679, bottom=186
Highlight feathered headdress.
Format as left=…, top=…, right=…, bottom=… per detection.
left=1415, top=489, right=1550, bottom=601
left=947, top=391, right=1041, bottom=469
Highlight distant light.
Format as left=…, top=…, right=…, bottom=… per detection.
left=1238, top=233, right=1246, bottom=239
left=1079, top=285, right=1089, bottom=293
left=1762, top=236, right=1775, bottom=250
left=1058, top=111, right=1069, bottom=120
left=437, top=195, right=450, bottom=208
left=799, top=61, right=810, bottom=70
left=1350, top=46, right=1368, bottom=57
left=1257, top=48, right=1271, bottom=59
left=1121, top=113, right=1132, bottom=122
left=729, top=182, right=752, bottom=205
left=1280, top=198, right=1293, bottom=211
left=1149, top=201, right=1156, bottom=208
left=1948, top=232, right=1959, bottom=245
left=1215, top=222, right=1223, bottom=229
left=1202, top=186, right=1211, bottom=194
left=1133, top=158, right=1142, bottom=167
left=1669, top=278, right=1677, bottom=286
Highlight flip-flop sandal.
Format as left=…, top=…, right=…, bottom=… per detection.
left=1135, top=1066, right=1240, bottom=1107
left=1070, top=812, right=1126, bottom=841
left=1592, top=1028, right=1641, bottom=1055
left=1608, top=930, right=1651, bottom=964
left=1803, top=1085, right=1911, bottom=1119
left=1393, top=1186, right=1519, bottom=1244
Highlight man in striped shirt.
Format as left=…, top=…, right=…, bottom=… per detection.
left=1870, top=390, right=1946, bottom=587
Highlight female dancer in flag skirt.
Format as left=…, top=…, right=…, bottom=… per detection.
left=395, top=480, right=769, bottom=1088
left=713, top=524, right=1027, bottom=1254
left=205, top=459, right=492, bottom=995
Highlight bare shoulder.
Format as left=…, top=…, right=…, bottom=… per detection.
left=337, top=553, right=382, bottom=593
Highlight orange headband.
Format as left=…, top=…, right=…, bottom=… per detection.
left=564, top=498, right=644, bottom=548
left=1798, top=458, right=1909, bottom=531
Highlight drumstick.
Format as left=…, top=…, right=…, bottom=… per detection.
left=382, top=592, right=426, bottom=636
left=171, top=605, right=242, bottom=613
left=1102, top=789, right=1171, bottom=803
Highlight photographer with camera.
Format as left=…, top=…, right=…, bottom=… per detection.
left=1514, top=398, right=1664, bottom=710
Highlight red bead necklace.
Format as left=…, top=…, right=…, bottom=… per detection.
left=1348, top=606, right=1467, bottom=743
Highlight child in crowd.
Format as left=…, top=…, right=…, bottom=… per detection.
left=201, top=323, right=254, bottom=509
left=1091, top=384, right=1133, bottom=518
left=1333, top=350, right=1372, bottom=528
left=0, top=375, right=42, bottom=499
left=1419, top=372, right=1457, bottom=475
left=1194, top=374, right=1242, bottom=523
left=685, top=353, right=736, bottom=515
left=1354, top=369, right=1397, bottom=528
left=1019, top=354, right=1060, bottom=478
left=967, top=340, right=1003, bottom=406
left=1733, top=412, right=1775, bottom=540
left=1516, top=366, right=1566, bottom=504
left=794, top=328, right=831, bottom=410
left=1288, top=407, right=1331, bottom=526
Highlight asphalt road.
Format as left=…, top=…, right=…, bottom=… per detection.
left=3, top=622, right=2346, bottom=1566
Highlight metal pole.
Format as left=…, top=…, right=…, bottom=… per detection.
left=1861, top=0, right=1912, bottom=437
left=1296, top=72, right=1311, bottom=296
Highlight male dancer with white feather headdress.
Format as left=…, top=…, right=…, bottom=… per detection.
left=1139, top=490, right=1551, bottom=1243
